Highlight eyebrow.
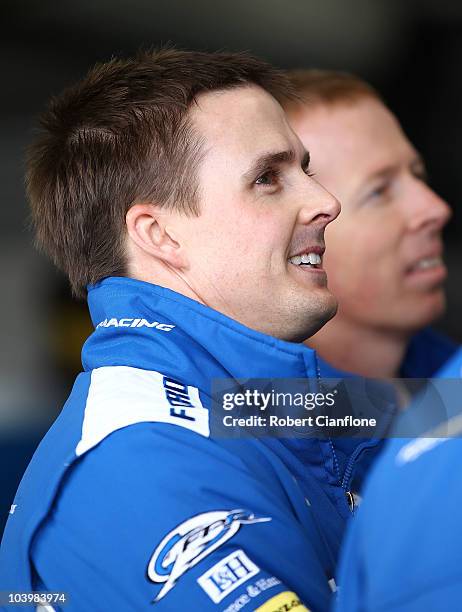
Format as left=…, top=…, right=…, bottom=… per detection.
left=365, top=154, right=426, bottom=183
left=242, top=149, right=310, bottom=183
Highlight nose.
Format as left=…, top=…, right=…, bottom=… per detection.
left=406, top=180, right=452, bottom=233
left=297, top=180, right=341, bottom=228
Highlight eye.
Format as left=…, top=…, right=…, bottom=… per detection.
left=366, top=180, right=392, bottom=203
left=412, top=165, right=428, bottom=183
left=255, top=168, right=281, bottom=186
left=302, top=162, right=315, bottom=178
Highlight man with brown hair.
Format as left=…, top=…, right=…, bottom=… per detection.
left=284, top=70, right=457, bottom=381
left=0, top=49, right=348, bottom=611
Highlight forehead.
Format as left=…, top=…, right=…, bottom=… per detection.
left=291, top=97, right=416, bottom=179
left=190, top=85, right=302, bottom=162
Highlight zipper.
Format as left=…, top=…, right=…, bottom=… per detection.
left=342, top=441, right=378, bottom=514
left=341, top=438, right=381, bottom=491
left=311, top=352, right=367, bottom=514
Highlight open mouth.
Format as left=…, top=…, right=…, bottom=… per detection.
left=288, top=252, right=323, bottom=269
left=404, top=253, right=447, bottom=288
left=407, top=255, right=444, bottom=274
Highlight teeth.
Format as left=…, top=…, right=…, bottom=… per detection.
left=289, top=252, right=322, bottom=266
left=414, top=256, right=442, bottom=271
left=309, top=253, right=321, bottom=265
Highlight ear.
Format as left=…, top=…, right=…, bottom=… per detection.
left=126, top=203, right=187, bottom=269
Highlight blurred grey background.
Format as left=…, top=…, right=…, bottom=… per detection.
left=1, top=0, right=461, bottom=528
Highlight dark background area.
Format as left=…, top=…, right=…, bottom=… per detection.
left=1, top=0, right=461, bottom=530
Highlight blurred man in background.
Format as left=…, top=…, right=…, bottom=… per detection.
left=284, top=70, right=457, bottom=379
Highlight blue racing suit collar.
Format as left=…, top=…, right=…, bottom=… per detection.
left=83, top=276, right=320, bottom=382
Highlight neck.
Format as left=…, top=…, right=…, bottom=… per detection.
left=308, top=316, right=411, bottom=378
left=129, top=261, right=208, bottom=306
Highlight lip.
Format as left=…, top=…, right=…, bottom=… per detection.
left=404, top=252, right=447, bottom=288
left=405, top=261, right=447, bottom=284
left=289, top=262, right=328, bottom=287
left=404, top=246, right=443, bottom=275
left=288, top=245, right=325, bottom=258
left=287, top=245, right=328, bottom=286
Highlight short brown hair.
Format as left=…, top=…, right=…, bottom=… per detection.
left=27, top=47, right=293, bottom=297
left=283, top=68, right=382, bottom=115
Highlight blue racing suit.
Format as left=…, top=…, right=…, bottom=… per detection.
left=1, top=277, right=368, bottom=612
left=315, top=328, right=457, bottom=493
left=334, top=348, right=462, bottom=612
left=1, top=278, right=457, bottom=611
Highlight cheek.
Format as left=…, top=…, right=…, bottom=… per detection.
left=191, top=207, right=285, bottom=279
left=323, top=228, right=397, bottom=303
left=228, top=208, right=292, bottom=263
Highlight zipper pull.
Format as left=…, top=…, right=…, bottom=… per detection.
left=345, top=490, right=355, bottom=513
